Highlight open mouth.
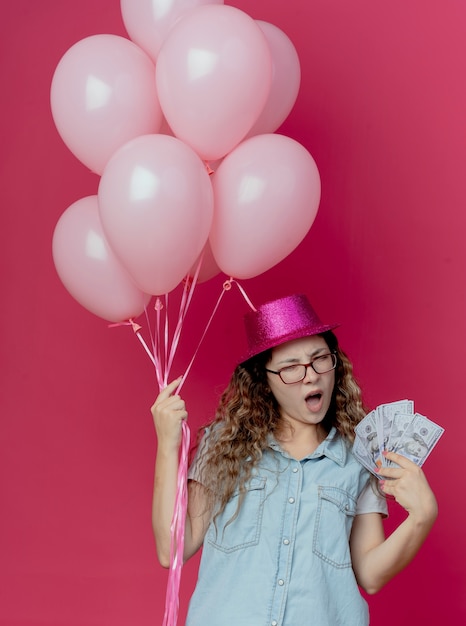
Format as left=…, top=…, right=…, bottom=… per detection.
left=305, top=392, right=322, bottom=411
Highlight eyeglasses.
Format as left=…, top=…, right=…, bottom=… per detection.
left=265, top=352, right=337, bottom=384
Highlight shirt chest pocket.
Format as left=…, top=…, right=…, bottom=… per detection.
left=207, top=476, right=267, bottom=553
left=313, top=485, right=357, bottom=569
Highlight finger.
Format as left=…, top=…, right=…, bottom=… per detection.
left=162, top=397, right=188, bottom=420
left=382, top=450, right=417, bottom=469
left=153, top=377, right=183, bottom=405
left=376, top=466, right=403, bottom=480
left=379, top=479, right=395, bottom=497
left=164, top=396, right=186, bottom=412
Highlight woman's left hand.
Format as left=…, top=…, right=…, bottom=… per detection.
left=352, top=452, right=438, bottom=593
left=377, top=451, right=438, bottom=523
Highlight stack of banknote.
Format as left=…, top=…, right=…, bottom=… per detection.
left=353, top=399, right=444, bottom=477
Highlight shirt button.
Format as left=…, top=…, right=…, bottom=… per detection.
left=272, top=621, right=278, bottom=626
left=283, top=539, right=290, bottom=545
left=292, top=467, right=298, bottom=473
left=278, top=579, right=285, bottom=586
left=288, top=497, right=295, bottom=504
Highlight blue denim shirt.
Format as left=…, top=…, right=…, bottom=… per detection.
left=186, top=428, right=386, bottom=626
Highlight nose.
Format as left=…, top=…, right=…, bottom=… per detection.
left=303, top=363, right=319, bottom=382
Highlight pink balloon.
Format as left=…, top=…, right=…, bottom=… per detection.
left=156, top=5, right=272, bottom=161
left=98, top=134, right=214, bottom=295
left=246, top=21, right=301, bottom=138
left=51, top=35, right=163, bottom=174
left=120, top=0, right=224, bottom=63
left=188, top=240, right=222, bottom=283
left=210, top=134, right=321, bottom=279
left=52, top=196, right=151, bottom=322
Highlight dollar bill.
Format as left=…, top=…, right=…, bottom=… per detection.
left=352, top=434, right=378, bottom=476
left=387, top=412, right=445, bottom=467
left=355, top=410, right=382, bottom=468
left=378, top=400, right=414, bottom=465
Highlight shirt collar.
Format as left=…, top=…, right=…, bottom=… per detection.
left=312, top=427, right=348, bottom=466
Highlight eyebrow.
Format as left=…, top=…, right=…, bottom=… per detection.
left=274, top=347, right=327, bottom=367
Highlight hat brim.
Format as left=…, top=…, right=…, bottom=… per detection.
left=240, top=322, right=339, bottom=364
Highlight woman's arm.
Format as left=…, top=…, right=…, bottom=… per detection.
left=151, top=378, right=210, bottom=567
left=350, top=450, right=438, bottom=594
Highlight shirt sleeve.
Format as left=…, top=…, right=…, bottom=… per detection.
left=188, top=453, right=203, bottom=483
left=356, top=479, right=388, bottom=517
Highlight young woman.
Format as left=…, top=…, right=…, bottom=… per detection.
left=151, top=294, right=438, bottom=625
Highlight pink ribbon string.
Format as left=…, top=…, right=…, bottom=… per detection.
left=162, top=420, right=190, bottom=626
left=110, top=277, right=256, bottom=626
left=177, top=279, right=231, bottom=394
left=108, top=319, right=156, bottom=368
left=224, top=277, right=257, bottom=312
left=166, top=253, right=204, bottom=382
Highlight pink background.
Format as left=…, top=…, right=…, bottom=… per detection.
left=1, top=0, right=465, bottom=624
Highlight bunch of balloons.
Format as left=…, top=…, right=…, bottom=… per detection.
left=50, top=5, right=323, bottom=623
left=51, top=0, right=321, bottom=325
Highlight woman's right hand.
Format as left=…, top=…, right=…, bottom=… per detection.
left=151, top=377, right=188, bottom=452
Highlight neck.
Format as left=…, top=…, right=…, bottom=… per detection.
left=275, top=421, right=327, bottom=459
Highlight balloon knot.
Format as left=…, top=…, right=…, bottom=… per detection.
left=129, top=319, right=142, bottom=333
left=204, top=161, right=214, bottom=176
left=154, top=298, right=164, bottom=311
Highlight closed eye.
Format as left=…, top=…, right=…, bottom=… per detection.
left=280, top=364, right=302, bottom=374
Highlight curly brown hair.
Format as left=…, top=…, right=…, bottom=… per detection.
left=192, top=331, right=368, bottom=519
